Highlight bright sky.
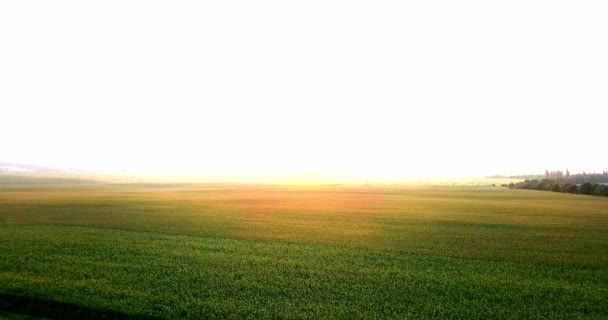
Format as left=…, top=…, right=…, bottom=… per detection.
left=1, top=1, right=607, bottom=181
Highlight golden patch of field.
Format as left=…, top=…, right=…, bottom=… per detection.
left=1, top=183, right=607, bottom=266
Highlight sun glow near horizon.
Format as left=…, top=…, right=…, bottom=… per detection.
left=1, top=1, right=607, bottom=180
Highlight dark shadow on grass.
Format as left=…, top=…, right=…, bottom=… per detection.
left=0, top=293, right=156, bottom=320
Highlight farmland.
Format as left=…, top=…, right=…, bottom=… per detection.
left=1, top=176, right=607, bottom=318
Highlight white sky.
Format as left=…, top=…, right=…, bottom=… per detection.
left=1, top=1, right=607, bottom=181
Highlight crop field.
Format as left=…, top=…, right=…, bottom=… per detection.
left=1, top=176, right=607, bottom=319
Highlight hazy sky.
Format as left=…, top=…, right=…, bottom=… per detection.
left=1, top=1, right=606, bottom=180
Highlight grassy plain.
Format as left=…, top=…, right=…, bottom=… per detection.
left=1, top=176, right=607, bottom=318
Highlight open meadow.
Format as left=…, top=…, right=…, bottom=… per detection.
left=1, top=176, right=607, bottom=319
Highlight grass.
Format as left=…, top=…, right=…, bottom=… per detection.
left=1, top=177, right=607, bottom=318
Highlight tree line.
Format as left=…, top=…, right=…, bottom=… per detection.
left=492, top=170, right=608, bottom=184
left=505, top=175, right=608, bottom=197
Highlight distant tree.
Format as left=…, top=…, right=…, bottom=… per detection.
left=568, top=184, right=578, bottom=193
left=591, top=184, right=608, bottom=197
left=599, top=185, right=608, bottom=197
left=508, top=182, right=515, bottom=189
left=551, top=184, right=561, bottom=192
left=519, top=182, right=533, bottom=190
left=580, top=182, right=593, bottom=195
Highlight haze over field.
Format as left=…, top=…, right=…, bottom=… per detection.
left=1, top=1, right=607, bottom=182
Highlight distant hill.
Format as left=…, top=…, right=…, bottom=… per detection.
left=0, top=162, right=102, bottom=186
left=0, top=162, right=60, bottom=173
left=0, top=174, right=100, bottom=187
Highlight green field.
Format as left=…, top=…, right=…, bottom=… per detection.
left=1, top=177, right=607, bottom=319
